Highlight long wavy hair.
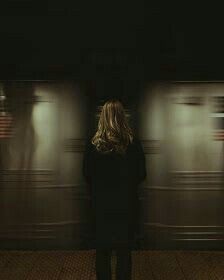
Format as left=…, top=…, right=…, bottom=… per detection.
left=91, top=99, right=134, bottom=155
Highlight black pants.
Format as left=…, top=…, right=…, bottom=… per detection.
left=96, top=247, right=132, bottom=280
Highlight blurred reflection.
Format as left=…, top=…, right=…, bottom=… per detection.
left=0, top=82, right=36, bottom=177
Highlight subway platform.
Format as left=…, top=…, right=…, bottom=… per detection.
left=0, top=250, right=223, bottom=279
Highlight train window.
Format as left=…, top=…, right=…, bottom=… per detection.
left=211, top=96, right=224, bottom=140
left=212, top=96, right=224, bottom=113
left=0, top=85, right=14, bottom=139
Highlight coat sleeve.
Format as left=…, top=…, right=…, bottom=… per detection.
left=135, top=138, right=147, bottom=185
left=82, top=140, right=92, bottom=193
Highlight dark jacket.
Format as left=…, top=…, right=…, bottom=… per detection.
left=82, top=136, right=146, bottom=249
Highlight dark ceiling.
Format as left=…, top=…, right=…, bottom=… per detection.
left=0, top=3, right=223, bottom=81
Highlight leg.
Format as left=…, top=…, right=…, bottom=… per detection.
left=116, top=247, right=132, bottom=280
left=96, top=247, right=113, bottom=280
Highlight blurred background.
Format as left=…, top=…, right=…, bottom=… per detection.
left=0, top=80, right=224, bottom=250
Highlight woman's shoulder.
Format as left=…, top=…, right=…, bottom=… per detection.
left=84, top=137, right=95, bottom=152
left=128, top=136, right=143, bottom=155
left=130, top=136, right=141, bottom=146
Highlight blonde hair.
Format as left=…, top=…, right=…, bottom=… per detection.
left=91, top=99, right=134, bottom=155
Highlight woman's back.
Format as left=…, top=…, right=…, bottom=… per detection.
left=83, top=136, right=146, bottom=248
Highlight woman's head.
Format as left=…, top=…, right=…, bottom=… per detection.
left=91, top=99, right=134, bottom=155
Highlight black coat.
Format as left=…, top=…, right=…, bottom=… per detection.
left=82, top=136, right=147, bottom=249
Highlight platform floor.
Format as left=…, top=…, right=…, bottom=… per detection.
left=0, top=250, right=224, bottom=279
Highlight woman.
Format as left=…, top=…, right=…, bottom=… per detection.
left=82, top=99, right=146, bottom=280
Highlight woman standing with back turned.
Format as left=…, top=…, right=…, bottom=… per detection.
left=82, top=99, right=147, bottom=280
